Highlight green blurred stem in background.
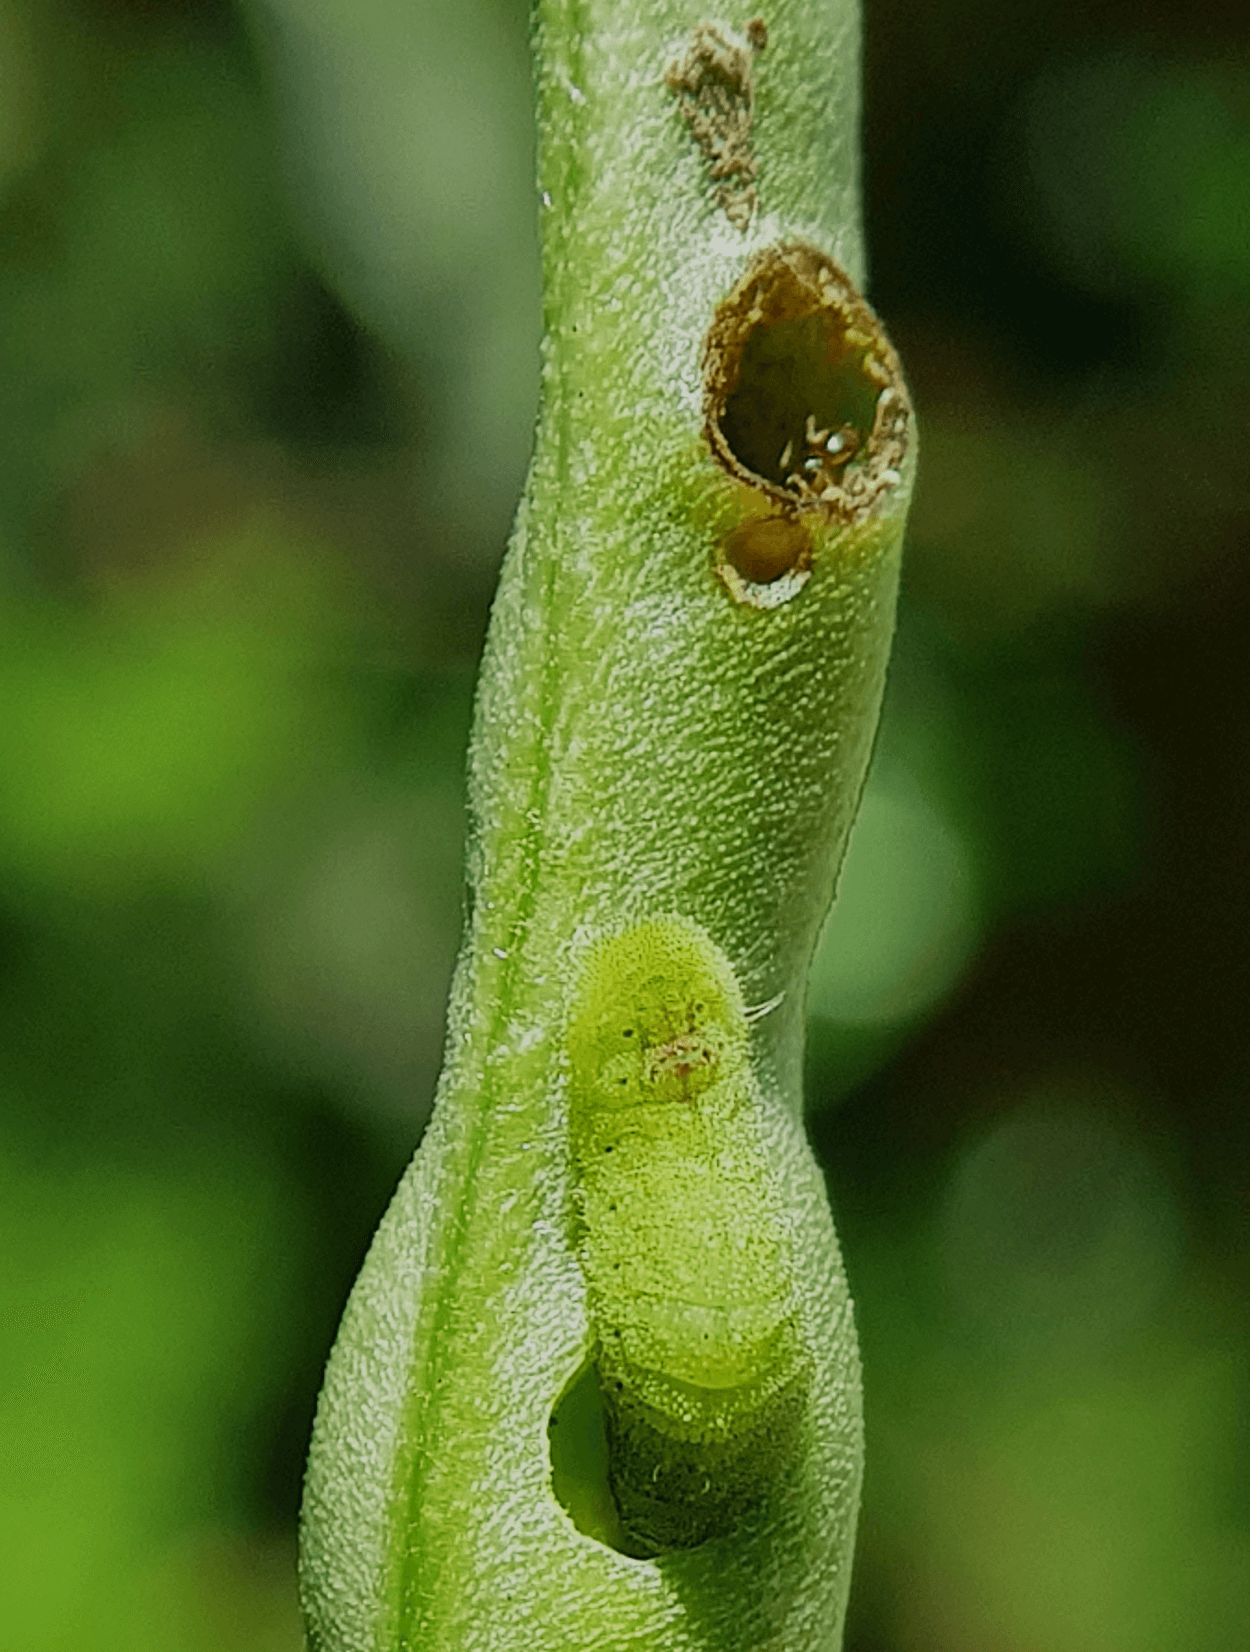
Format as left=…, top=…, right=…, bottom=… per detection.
left=298, top=2, right=914, bottom=1648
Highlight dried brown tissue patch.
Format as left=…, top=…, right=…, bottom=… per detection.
left=701, top=242, right=913, bottom=608
left=664, top=20, right=767, bottom=232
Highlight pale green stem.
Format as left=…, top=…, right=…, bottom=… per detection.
left=299, top=3, right=914, bottom=1649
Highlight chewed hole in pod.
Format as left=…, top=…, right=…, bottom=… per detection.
left=549, top=1360, right=646, bottom=1559
left=703, top=241, right=912, bottom=607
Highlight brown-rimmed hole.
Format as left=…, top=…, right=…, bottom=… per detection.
left=720, top=311, right=882, bottom=490
left=704, top=242, right=911, bottom=528
left=721, top=515, right=812, bottom=588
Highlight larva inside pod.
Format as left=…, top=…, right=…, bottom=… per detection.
left=702, top=241, right=912, bottom=607
left=554, top=918, right=811, bottom=1557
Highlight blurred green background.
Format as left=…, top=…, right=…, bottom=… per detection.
left=1, top=1, right=1247, bottom=1648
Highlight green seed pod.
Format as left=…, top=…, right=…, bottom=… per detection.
left=298, top=5, right=916, bottom=1647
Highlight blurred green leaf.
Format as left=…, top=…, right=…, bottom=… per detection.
left=0, top=1127, right=305, bottom=1651
left=1018, top=48, right=1250, bottom=299
left=0, top=524, right=367, bottom=893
